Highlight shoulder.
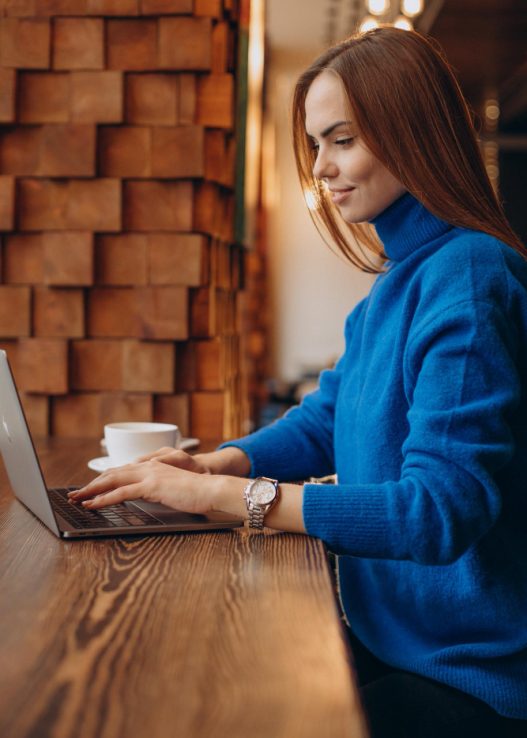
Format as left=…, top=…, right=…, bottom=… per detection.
left=415, top=228, right=527, bottom=307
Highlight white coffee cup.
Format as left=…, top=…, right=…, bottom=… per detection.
left=104, top=422, right=181, bottom=466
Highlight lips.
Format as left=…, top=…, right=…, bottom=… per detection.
left=328, top=187, right=355, bottom=205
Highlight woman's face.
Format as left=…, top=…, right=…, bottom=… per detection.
left=304, top=71, right=406, bottom=223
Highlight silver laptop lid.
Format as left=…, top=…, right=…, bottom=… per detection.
left=0, top=350, right=60, bottom=536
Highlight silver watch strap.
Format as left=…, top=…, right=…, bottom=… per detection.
left=248, top=505, right=266, bottom=530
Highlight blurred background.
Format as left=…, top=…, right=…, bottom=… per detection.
left=0, top=0, right=525, bottom=439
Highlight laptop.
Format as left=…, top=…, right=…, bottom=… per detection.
left=0, top=350, right=243, bottom=538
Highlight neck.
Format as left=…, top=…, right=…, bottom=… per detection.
left=370, top=192, right=454, bottom=262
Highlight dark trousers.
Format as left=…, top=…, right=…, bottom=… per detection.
left=345, top=628, right=527, bottom=738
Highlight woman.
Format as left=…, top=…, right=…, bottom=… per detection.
left=70, top=28, right=527, bottom=737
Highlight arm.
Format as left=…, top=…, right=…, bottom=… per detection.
left=218, top=302, right=367, bottom=481
left=68, top=455, right=307, bottom=534
left=304, top=300, right=521, bottom=563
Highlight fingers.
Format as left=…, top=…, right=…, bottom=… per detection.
left=82, top=483, right=144, bottom=509
left=135, top=446, right=176, bottom=462
left=68, top=466, right=139, bottom=501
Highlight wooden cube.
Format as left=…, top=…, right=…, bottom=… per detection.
left=0, top=69, right=16, bottom=123
left=194, top=0, right=223, bottom=16
left=190, top=286, right=215, bottom=338
left=148, top=233, right=207, bottom=286
left=125, top=73, right=178, bottom=126
left=52, top=392, right=153, bottom=438
left=71, top=71, right=123, bottom=123
left=124, top=180, right=192, bottom=231
left=84, top=0, right=140, bottom=14
left=43, top=231, right=94, bottom=285
left=53, top=17, right=104, bottom=70
left=0, top=0, right=35, bottom=17
left=3, top=234, right=44, bottom=283
left=154, top=393, right=189, bottom=436
left=18, top=72, right=70, bottom=124
left=96, top=233, right=148, bottom=285
left=122, top=339, right=175, bottom=392
left=0, top=126, right=41, bottom=176
left=151, top=126, right=204, bottom=178
left=197, top=73, right=234, bottom=128
left=0, top=18, right=50, bottom=69
left=158, top=17, right=211, bottom=71
left=71, top=339, right=123, bottom=391
left=140, top=0, right=192, bottom=13
left=99, top=126, right=151, bottom=178
left=0, top=342, right=20, bottom=378
left=0, top=285, right=31, bottom=337
left=195, top=339, right=223, bottom=390
left=190, top=391, right=224, bottom=439
left=87, top=287, right=139, bottom=337
left=0, top=176, right=15, bottom=231
left=178, top=74, right=196, bottom=124
left=31, top=0, right=90, bottom=13
left=67, top=179, right=121, bottom=231
left=17, top=338, right=68, bottom=394
left=204, top=130, right=234, bottom=186
left=139, top=286, right=188, bottom=340
left=39, top=124, right=96, bottom=177
left=33, top=287, right=84, bottom=338
left=20, top=393, right=49, bottom=437
left=211, top=21, right=230, bottom=73
left=18, top=178, right=69, bottom=231
left=107, top=19, right=157, bottom=71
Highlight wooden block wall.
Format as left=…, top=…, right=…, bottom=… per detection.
left=0, top=1, right=250, bottom=441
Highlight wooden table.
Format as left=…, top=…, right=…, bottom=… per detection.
left=0, top=438, right=368, bottom=738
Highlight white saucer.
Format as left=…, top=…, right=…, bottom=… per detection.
left=88, top=456, right=118, bottom=472
left=89, top=437, right=201, bottom=472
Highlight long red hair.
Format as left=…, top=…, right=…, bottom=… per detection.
left=292, top=27, right=525, bottom=273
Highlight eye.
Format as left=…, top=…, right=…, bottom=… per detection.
left=335, top=136, right=355, bottom=146
left=309, top=140, right=319, bottom=153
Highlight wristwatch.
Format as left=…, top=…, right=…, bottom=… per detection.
left=243, top=476, right=280, bottom=529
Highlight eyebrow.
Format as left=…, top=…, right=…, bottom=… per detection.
left=307, top=120, right=354, bottom=140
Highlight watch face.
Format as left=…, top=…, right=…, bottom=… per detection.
left=250, top=479, right=276, bottom=505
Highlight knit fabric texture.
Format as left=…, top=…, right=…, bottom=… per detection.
left=221, top=193, right=527, bottom=718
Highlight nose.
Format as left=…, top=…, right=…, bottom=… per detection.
left=312, top=145, right=337, bottom=181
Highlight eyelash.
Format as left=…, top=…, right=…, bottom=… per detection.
left=310, top=137, right=355, bottom=152
left=335, top=137, right=355, bottom=146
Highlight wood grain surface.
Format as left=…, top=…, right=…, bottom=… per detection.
left=0, top=439, right=368, bottom=738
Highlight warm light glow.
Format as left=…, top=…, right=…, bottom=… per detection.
left=485, top=101, right=500, bottom=122
left=360, top=16, right=380, bottom=32
left=401, top=0, right=423, bottom=17
left=244, top=0, right=265, bottom=244
left=367, top=0, right=390, bottom=16
left=394, top=15, right=413, bottom=30
left=304, top=188, right=319, bottom=211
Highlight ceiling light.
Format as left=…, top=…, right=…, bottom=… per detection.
left=394, top=15, right=413, bottom=30
left=367, top=0, right=390, bottom=15
left=360, top=16, right=380, bottom=32
left=401, top=0, right=423, bottom=18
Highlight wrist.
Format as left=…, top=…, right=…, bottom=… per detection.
left=209, top=474, right=247, bottom=520
left=195, top=447, right=251, bottom=477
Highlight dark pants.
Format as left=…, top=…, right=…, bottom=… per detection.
left=346, top=628, right=527, bottom=738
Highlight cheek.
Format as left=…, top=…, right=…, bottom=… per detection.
left=343, top=146, right=375, bottom=181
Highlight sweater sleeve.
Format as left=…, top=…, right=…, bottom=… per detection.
left=218, top=302, right=366, bottom=481
left=303, top=299, right=521, bottom=564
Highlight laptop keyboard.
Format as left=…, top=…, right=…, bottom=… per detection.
left=48, top=488, right=164, bottom=529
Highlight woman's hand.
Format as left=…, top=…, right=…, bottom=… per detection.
left=134, top=446, right=252, bottom=478
left=67, top=460, right=218, bottom=514
left=134, top=447, right=212, bottom=474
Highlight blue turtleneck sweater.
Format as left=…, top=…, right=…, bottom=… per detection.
left=222, top=193, right=527, bottom=718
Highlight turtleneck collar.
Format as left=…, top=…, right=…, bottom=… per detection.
left=370, top=192, right=453, bottom=262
